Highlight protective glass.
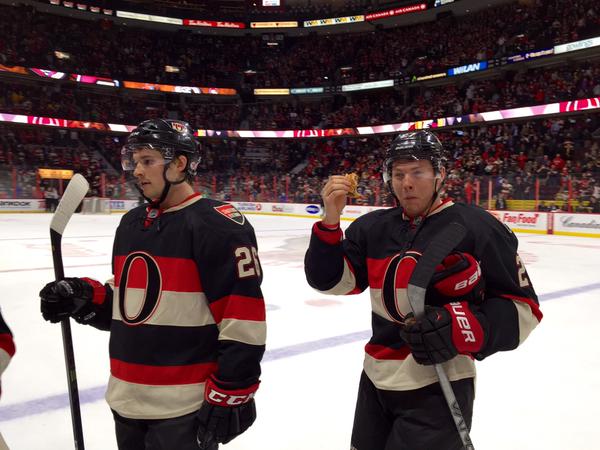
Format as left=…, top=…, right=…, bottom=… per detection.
left=121, top=144, right=173, bottom=171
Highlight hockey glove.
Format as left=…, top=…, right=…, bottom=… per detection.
left=400, top=302, right=488, bottom=365
left=428, top=252, right=484, bottom=305
left=40, top=277, right=107, bottom=324
left=196, top=376, right=259, bottom=449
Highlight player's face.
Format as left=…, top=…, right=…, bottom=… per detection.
left=131, top=148, right=168, bottom=199
left=390, top=159, right=444, bottom=217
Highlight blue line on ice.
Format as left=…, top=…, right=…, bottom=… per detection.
left=2, top=283, right=599, bottom=422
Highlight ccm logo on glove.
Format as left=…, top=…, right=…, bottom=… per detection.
left=204, top=376, right=258, bottom=406
left=206, top=388, right=255, bottom=406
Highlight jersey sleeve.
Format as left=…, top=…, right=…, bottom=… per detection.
left=194, top=220, right=266, bottom=386
left=83, top=277, right=114, bottom=331
left=0, top=307, right=16, bottom=388
left=474, top=221, right=542, bottom=360
left=304, top=220, right=369, bottom=295
left=80, top=234, right=120, bottom=331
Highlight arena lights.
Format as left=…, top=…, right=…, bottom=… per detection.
left=434, top=0, right=456, bottom=6
left=554, top=36, right=600, bottom=54
left=505, top=48, right=554, bottom=63
left=365, top=3, right=427, bottom=21
left=253, top=89, right=291, bottom=95
left=38, top=168, right=74, bottom=179
left=198, top=96, right=600, bottom=138
left=290, top=87, right=325, bottom=94
left=123, top=81, right=236, bottom=95
left=183, top=20, right=245, bottom=29
left=116, top=11, right=183, bottom=25
left=48, top=0, right=113, bottom=15
left=0, top=64, right=232, bottom=95
left=447, top=61, right=487, bottom=76
left=341, top=80, right=394, bottom=92
left=304, top=15, right=365, bottom=28
left=0, top=65, right=27, bottom=75
left=250, top=21, right=298, bottom=28
left=2, top=96, right=600, bottom=137
left=412, top=73, right=447, bottom=81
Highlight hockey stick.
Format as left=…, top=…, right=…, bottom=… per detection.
left=406, top=221, right=475, bottom=450
left=50, top=174, right=89, bottom=450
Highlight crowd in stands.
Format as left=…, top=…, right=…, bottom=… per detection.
left=2, top=0, right=599, bottom=88
left=3, top=60, right=600, bottom=131
left=0, top=80, right=243, bottom=130
left=1, top=114, right=599, bottom=212
left=1, top=0, right=600, bottom=213
left=0, top=124, right=125, bottom=199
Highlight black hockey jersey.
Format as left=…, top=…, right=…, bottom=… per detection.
left=91, top=194, right=266, bottom=419
left=305, top=200, right=542, bottom=391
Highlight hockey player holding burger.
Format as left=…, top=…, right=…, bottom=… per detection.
left=304, top=130, right=542, bottom=450
left=39, top=119, right=266, bottom=450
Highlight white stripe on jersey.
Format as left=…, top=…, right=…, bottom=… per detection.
left=319, top=257, right=357, bottom=295
left=0, top=348, right=11, bottom=376
left=112, top=287, right=215, bottom=327
left=218, top=318, right=267, bottom=346
left=363, top=353, right=476, bottom=391
left=514, top=300, right=540, bottom=344
left=106, top=375, right=205, bottom=420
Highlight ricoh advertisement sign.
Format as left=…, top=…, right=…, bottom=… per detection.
left=553, top=213, right=600, bottom=237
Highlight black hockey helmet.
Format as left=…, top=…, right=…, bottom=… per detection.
left=121, top=118, right=201, bottom=177
left=382, top=130, right=445, bottom=185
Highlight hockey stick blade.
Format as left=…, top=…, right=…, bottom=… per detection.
left=50, top=174, right=89, bottom=450
left=50, top=173, right=89, bottom=236
left=406, top=221, right=475, bottom=450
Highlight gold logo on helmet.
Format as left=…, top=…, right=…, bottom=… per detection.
left=170, top=121, right=186, bottom=133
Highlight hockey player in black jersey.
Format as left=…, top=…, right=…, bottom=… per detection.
left=39, top=119, right=266, bottom=450
left=304, top=130, right=542, bottom=450
left=0, top=307, right=15, bottom=448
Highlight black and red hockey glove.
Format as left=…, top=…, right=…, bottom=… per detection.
left=196, top=376, right=259, bottom=449
left=400, top=302, right=488, bottom=365
left=428, top=252, right=485, bottom=305
left=39, top=277, right=108, bottom=324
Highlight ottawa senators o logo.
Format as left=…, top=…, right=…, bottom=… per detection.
left=381, top=250, right=421, bottom=323
left=118, top=252, right=163, bottom=326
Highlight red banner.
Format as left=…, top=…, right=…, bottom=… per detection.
left=183, top=19, right=245, bottom=29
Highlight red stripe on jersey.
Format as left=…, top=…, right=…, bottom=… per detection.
left=366, top=257, right=392, bottom=289
left=81, top=277, right=107, bottom=305
left=0, top=333, right=16, bottom=357
left=209, top=295, right=266, bottom=324
left=499, top=294, right=543, bottom=322
left=114, top=255, right=202, bottom=292
left=312, top=221, right=343, bottom=245
left=365, top=343, right=410, bottom=360
left=110, top=358, right=217, bottom=385
left=367, top=252, right=420, bottom=289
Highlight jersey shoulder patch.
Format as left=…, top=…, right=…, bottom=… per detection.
left=213, top=203, right=245, bottom=225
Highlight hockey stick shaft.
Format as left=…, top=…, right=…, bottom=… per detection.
left=50, top=174, right=89, bottom=450
left=406, top=222, right=474, bottom=450
left=434, top=363, right=474, bottom=450
left=51, top=230, right=85, bottom=450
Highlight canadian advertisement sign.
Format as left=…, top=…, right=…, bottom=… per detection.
left=552, top=213, right=600, bottom=237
